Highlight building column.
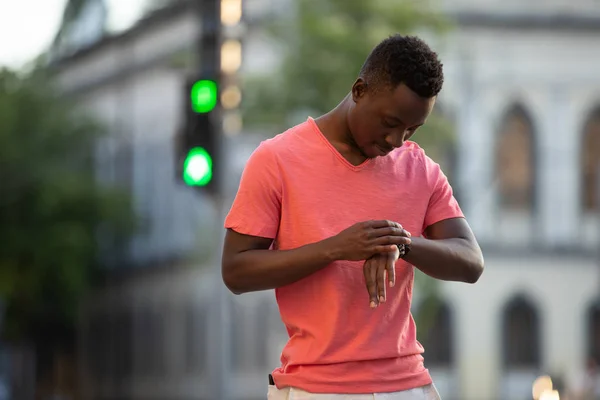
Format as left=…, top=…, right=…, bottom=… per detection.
left=456, top=83, right=496, bottom=242
left=446, top=269, right=502, bottom=400
left=538, top=85, right=580, bottom=247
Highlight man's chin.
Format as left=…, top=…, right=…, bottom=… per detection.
left=357, top=147, right=374, bottom=159
left=358, top=145, right=386, bottom=159
left=368, top=145, right=391, bottom=158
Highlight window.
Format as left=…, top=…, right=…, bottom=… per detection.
left=230, top=299, right=249, bottom=370
left=502, top=296, right=541, bottom=368
left=113, top=309, right=134, bottom=386
left=420, top=301, right=454, bottom=366
left=495, top=105, right=536, bottom=210
left=184, top=302, right=208, bottom=374
left=86, top=312, right=112, bottom=382
left=587, top=301, right=600, bottom=364
left=136, top=307, right=165, bottom=378
left=581, top=108, right=600, bottom=212
left=255, top=299, right=279, bottom=369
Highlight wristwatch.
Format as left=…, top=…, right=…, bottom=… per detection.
left=397, top=243, right=411, bottom=259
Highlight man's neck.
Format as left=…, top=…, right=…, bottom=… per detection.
left=314, top=95, right=366, bottom=165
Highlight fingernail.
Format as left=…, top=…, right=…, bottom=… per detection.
left=379, top=296, right=385, bottom=303
left=370, top=301, right=377, bottom=308
left=407, top=232, right=411, bottom=237
left=389, top=281, right=395, bottom=287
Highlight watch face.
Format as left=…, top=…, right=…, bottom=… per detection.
left=397, top=244, right=406, bottom=257
left=396, top=243, right=410, bottom=258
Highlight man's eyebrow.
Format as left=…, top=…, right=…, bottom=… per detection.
left=383, top=114, right=403, bottom=124
left=383, top=114, right=424, bottom=128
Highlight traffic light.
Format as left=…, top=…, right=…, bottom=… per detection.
left=190, top=79, right=218, bottom=113
left=176, top=0, right=243, bottom=196
left=182, top=146, right=213, bottom=187
left=176, top=76, right=221, bottom=194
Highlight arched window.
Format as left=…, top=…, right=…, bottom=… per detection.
left=502, top=296, right=541, bottom=368
left=420, top=301, right=454, bottom=366
left=581, top=108, right=600, bottom=212
left=495, top=105, right=536, bottom=210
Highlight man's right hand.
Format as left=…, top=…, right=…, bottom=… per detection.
left=327, top=220, right=411, bottom=261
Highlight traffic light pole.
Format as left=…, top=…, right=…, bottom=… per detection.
left=196, top=1, right=232, bottom=399
left=597, top=165, right=600, bottom=295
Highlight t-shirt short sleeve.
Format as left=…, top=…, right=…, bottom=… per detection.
left=422, top=156, right=464, bottom=232
left=224, top=141, right=281, bottom=239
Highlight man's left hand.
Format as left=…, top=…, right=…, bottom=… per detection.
left=363, top=246, right=400, bottom=308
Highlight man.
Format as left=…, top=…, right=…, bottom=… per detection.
left=222, top=35, right=484, bottom=399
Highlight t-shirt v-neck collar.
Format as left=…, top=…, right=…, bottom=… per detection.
left=307, top=117, right=373, bottom=172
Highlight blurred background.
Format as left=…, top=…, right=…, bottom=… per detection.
left=1, top=0, right=599, bottom=399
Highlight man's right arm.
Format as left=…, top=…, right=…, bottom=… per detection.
left=221, top=229, right=336, bottom=294
left=221, top=221, right=412, bottom=294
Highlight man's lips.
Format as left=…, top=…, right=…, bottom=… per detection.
left=376, top=144, right=394, bottom=155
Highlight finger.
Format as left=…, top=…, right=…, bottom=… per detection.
left=363, top=261, right=378, bottom=308
left=373, top=244, right=399, bottom=254
left=376, top=262, right=386, bottom=303
left=369, top=265, right=378, bottom=307
left=366, top=220, right=401, bottom=229
left=387, top=254, right=396, bottom=288
left=371, top=226, right=409, bottom=238
left=370, top=228, right=412, bottom=243
left=372, top=235, right=412, bottom=247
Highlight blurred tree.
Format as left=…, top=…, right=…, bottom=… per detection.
left=243, top=0, right=454, bottom=156
left=0, top=67, right=136, bottom=383
left=242, top=0, right=454, bottom=335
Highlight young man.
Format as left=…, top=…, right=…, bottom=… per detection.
left=222, top=35, right=484, bottom=399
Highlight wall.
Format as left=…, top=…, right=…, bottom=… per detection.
left=439, top=26, right=600, bottom=250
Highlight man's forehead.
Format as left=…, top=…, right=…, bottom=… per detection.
left=374, top=87, right=434, bottom=124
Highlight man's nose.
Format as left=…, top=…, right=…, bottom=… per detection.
left=385, top=131, right=405, bottom=148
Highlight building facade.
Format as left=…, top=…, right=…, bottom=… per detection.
left=435, top=3, right=600, bottom=398
left=52, top=0, right=600, bottom=399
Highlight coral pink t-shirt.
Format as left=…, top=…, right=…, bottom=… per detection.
left=224, top=117, right=464, bottom=394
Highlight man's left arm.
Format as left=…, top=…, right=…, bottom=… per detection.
left=404, top=152, right=484, bottom=284
left=404, top=217, right=484, bottom=284
left=363, top=155, right=484, bottom=307
left=362, top=218, right=484, bottom=308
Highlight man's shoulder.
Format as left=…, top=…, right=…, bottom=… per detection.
left=393, top=141, right=442, bottom=168
left=389, top=141, right=428, bottom=166
left=254, top=119, right=315, bottom=155
left=386, top=141, right=447, bottom=190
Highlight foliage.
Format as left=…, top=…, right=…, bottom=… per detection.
left=0, top=68, right=136, bottom=344
left=242, top=0, right=454, bottom=155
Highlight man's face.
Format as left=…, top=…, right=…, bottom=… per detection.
left=347, top=79, right=436, bottom=158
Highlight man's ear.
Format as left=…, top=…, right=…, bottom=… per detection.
left=351, top=78, right=368, bottom=103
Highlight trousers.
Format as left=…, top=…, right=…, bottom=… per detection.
left=267, top=383, right=442, bottom=400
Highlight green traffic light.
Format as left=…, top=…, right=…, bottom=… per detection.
left=190, top=79, right=218, bottom=113
left=183, top=147, right=213, bottom=186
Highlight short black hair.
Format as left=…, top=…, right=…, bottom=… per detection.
left=359, top=35, right=444, bottom=98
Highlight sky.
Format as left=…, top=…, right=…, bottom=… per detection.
left=0, top=0, right=147, bottom=69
